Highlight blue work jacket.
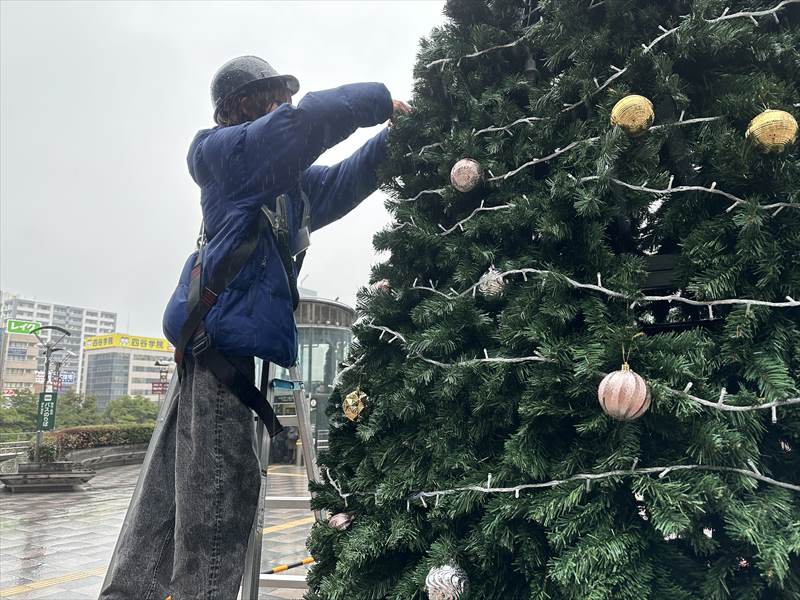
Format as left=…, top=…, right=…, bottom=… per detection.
left=163, top=82, right=393, bottom=366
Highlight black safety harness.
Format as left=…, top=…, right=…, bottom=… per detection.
left=173, top=187, right=311, bottom=438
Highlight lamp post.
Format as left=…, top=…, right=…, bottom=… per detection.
left=154, top=359, right=174, bottom=409
left=31, top=326, right=71, bottom=462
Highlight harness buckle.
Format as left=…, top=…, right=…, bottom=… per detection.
left=192, top=331, right=211, bottom=355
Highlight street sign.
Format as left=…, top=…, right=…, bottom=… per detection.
left=37, top=392, right=58, bottom=431
left=6, top=319, right=41, bottom=335
left=36, top=369, right=76, bottom=385
left=151, top=382, right=168, bottom=395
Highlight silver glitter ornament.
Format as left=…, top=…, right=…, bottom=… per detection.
left=425, top=563, right=469, bottom=600
left=450, top=158, right=484, bottom=193
left=477, top=266, right=505, bottom=297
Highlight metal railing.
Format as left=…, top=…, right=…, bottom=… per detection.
left=0, top=432, right=34, bottom=473
left=0, top=432, right=37, bottom=444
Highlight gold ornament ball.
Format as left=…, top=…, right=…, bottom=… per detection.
left=746, top=109, right=798, bottom=153
left=328, top=512, right=354, bottom=531
left=610, top=95, right=655, bottom=136
left=343, top=389, right=367, bottom=421
left=598, top=363, right=651, bottom=421
left=450, top=158, right=484, bottom=192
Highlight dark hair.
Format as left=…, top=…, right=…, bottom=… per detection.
left=215, top=81, right=291, bottom=126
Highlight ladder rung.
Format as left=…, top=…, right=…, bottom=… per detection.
left=277, top=415, right=298, bottom=427
left=259, top=573, right=308, bottom=589
left=257, top=415, right=299, bottom=427
left=264, top=496, right=311, bottom=510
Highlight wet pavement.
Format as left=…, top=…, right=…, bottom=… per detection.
left=0, top=464, right=313, bottom=599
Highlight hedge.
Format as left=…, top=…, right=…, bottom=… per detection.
left=49, top=424, right=155, bottom=450
left=27, top=424, right=155, bottom=460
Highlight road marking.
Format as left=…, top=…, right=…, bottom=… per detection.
left=261, top=515, right=315, bottom=534
left=0, top=516, right=315, bottom=597
left=0, top=566, right=107, bottom=597
left=266, top=467, right=308, bottom=478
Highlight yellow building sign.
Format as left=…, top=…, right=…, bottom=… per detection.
left=84, top=333, right=174, bottom=353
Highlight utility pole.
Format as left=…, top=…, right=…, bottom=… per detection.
left=31, top=326, right=71, bottom=462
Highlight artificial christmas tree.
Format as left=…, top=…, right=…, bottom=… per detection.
left=307, top=1, right=800, bottom=598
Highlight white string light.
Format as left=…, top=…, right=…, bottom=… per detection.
left=561, top=69, right=627, bottom=112
left=357, top=326, right=800, bottom=413
left=705, top=0, right=799, bottom=23
left=321, top=463, right=800, bottom=509
left=363, top=323, right=554, bottom=368
left=409, top=464, right=800, bottom=498
left=386, top=221, right=412, bottom=233
left=333, top=355, right=364, bottom=387
left=490, top=138, right=599, bottom=181
left=405, top=107, right=720, bottom=175
left=403, top=188, right=447, bottom=202
left=474, top=116, right=545, bottom=137
left=404, top=142, right=445, bottom=158
left=404, top=116, right=544, bottom=158
left=642, top=24, right=681, bottom=53
left=437, top=202, right=516, bottom=236
left=366, top=324, right=407, bottom=344
left=411, top=266, right=800, bottom=311
left=324, top=467, right=353, bottom=507
left=571, top=175, right=800, bottom=215
left=649, top=115, right=724, bottom=130
left=484, top=115, right=722, bottom=182
left=425, top=22, right=540, bottom=69
left=659, top=381, right=799, bottom=413
left=418, top=353, right=552, bottom=368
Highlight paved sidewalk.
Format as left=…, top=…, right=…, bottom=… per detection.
left=0, top=464, right=313, bottom=599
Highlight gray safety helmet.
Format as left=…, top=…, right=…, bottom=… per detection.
left=211, top=55, right=300, bottom=122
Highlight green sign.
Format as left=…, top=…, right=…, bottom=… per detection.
left=37, top=392, right=58, bottom=431
left=6, top=319, right=41, bottom=335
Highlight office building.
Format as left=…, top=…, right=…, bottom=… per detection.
left=82, top=333, right=175, bottom=411
left=0, top=293, right=117, bottom=392
left=0, top=330, right=39, bottom=396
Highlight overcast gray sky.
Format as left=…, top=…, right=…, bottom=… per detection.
left=1, top=0, right=446, bottom=337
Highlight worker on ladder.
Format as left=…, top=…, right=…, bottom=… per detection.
left=100, top=55, right=410, bottom=600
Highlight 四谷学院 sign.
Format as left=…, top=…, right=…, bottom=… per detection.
left=84, top=333, right=174, bottom=353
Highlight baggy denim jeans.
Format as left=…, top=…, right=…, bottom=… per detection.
left=100, top=355, right=261, bottom=600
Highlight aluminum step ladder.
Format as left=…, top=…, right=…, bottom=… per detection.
left=241, top=360, right=321, bottom=599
